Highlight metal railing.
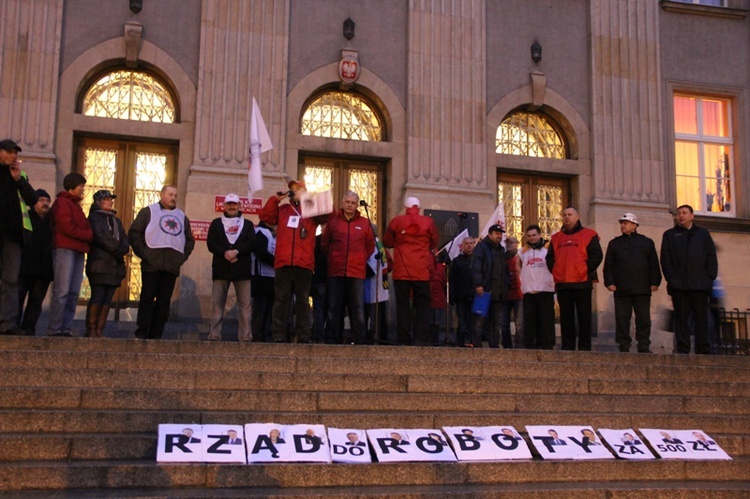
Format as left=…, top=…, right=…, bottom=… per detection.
left=715, top=308, right=750, bottom=355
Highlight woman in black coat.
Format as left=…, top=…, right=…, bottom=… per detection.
left=85, top=190, right=129, bottom=337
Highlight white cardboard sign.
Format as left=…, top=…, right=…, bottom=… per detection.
left=156, top=424, right=246, bottom=463
left=366, top=429, right=457, bottom=463
left=245, top=423, right=331, bottom=463
left=640, top=429, right=732, bottom=460
left=526, top=425, right=614, bottom=460
left=442, top=426, right=532, bottom=461
left=327, top=428, right=372, bottom=464
left=598, top=429, right=655, bottom=460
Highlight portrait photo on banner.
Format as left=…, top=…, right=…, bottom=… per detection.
left=442, top=426, right=532, bottom=461
left=366, top=428, right=457, bottom=463
left=327, top=428, right=372, bottom=464
left=526, top=425, right=614, bottom=460
left=639, top=428, right=732, bottom=460
left=156, top=424, right=246, bottom=463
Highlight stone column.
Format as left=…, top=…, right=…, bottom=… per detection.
left=590, top=0, right=665, bottom=206
left=0, top=0, right=64, bottom=188
left=406, top=0, right=486, bottom=194
left=191, top=0, right=289, bottom=183
left=589, top=0, right=671, bottom=336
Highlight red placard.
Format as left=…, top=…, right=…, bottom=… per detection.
left=214, top=195, right=263, bottom=215
left=190, top=221, right=211, bottom=241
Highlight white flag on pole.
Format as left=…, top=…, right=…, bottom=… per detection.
left=480, top=203, right=506, bottom=239
left=248, top=97, right=273, bottom=197
left=446, top=228, right=469, bottom=261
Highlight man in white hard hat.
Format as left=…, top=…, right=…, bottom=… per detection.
left=603, top=212, right=661, bottom=353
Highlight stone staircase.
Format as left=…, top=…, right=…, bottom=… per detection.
left=0, top=336, right=748, bottom=497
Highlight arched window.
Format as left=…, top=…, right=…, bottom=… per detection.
left=496, top=111, right=566, bottom=159
left=82, top=69, right=176, bottom=123
left=301, top=91, right=383, bottom=141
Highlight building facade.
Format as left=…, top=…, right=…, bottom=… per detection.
left=2, top=0, right=749, bottom=330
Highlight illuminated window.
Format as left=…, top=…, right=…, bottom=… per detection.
left=82, top=70, right=176, bottom=123
left=499, top=176, right=567, bottom=242
left=300, top=157, right=383, bottom=233
left=674, top=95, right=733, bottom=216
left=301, top=91, right=383, bottom=141
left=496, top=112, right=566, bottom=159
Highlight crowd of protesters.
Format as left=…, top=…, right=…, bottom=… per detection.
left=1, top=144, right=718, bottom=353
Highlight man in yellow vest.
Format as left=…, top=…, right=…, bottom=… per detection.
left=0, top=139, right=37, bottom=336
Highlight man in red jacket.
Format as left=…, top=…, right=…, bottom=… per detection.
left=260, top=180, right=320, bottom=343
left=321, top=191, right=375, bottom=344
left=47, top=173, right=93, bottom=337
left=384, top=196, right=438, bottom=345
left=545, top=206, right=603, bottom=351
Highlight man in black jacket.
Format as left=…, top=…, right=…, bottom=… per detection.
left=603, top=213, right=661, bottom=353
left=661, top=204, right=717, bottom=354
left=470, top=225, right=507, bottom=348
left=0, top=139, right=37, bottom=336
left=449, top=236, right=475, bottom=347
left=206, top=194, right=255, bottom=341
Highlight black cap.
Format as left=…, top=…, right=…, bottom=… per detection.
left=35, top=189, right=51, bottom=200
left=93, top=189, right=116, bottom=201
left=0, top=139, right=22, bottom=152
left=488, top=224, right=505, bottom=233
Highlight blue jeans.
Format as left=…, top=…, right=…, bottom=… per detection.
left=47, top=248, right=85, bottom=334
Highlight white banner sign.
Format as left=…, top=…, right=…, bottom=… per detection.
left=443, top=426, right=532, bottom=461
left=598, top=429, right=655, bottom=460
left=328, top=428, right=372, bottom=464
left=366, top=429, right=457, bottom=463
left=155, top=423, right=730, bottom=464
left=526, top=425, right=614, bottom=460
left=156, top=424, right=246, bottom=463
left=640, top=429, right=732, bottom=460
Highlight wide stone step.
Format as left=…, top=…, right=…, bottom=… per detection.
left=8, top=482, right=750, bottom=499
left=2, top=349, right=747, bottom=385
left=0, top=459, right=748, bottom=492
left=4, top=336, right=750, bottom=369
left=1, top=386, right=747, bottom=417
left=2, top=409, right=748, bottom=437
left=1, top=432, right=747, bottom=462
left=2, top=367, right=748, bottom=399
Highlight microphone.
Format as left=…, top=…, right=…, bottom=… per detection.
left=359, top=200, right=368, bottom=207
left=276, top=190, right=293, bottom=197
left=457, top=212, right=468, bottom=219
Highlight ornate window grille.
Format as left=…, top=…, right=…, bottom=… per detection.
left=82, top=70, right=176, bottom=123
left=496, top=112, right=566, bottom=159
left=301, top=91, right=383, bottom=141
